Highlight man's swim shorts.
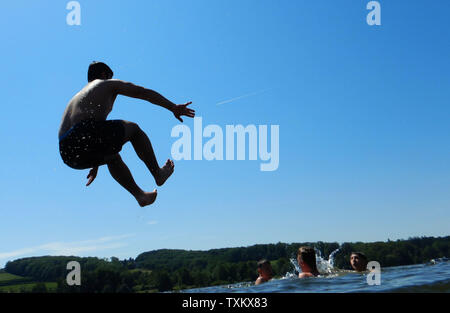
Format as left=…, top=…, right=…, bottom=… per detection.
left=59, top=119, right=125, bottom=169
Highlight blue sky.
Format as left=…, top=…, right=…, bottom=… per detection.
left=0, top=0, right=449, bottom=267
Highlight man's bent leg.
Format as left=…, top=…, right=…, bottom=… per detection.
left=121, top=121, right=174, bottom=186
left=106, top=154, right=157, bottom=207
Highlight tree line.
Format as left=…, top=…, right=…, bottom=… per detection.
left=3, top=236, right=448, bottom=292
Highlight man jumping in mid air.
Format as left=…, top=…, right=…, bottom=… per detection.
left=58, top=61, right=195, bottom=207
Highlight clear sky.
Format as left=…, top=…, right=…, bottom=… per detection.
left=0, top=0, right=449, bottom=267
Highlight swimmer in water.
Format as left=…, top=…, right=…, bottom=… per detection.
left=350, top=252, right=368, bottom=272
left=297, top=246, right=320, bottom=278
left=255, top=259, right=274, bottom=285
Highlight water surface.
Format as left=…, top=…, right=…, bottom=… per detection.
left=180, top=260, right=450, bottom=293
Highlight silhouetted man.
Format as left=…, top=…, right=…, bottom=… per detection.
left=58, top=61, right=195, bottom=206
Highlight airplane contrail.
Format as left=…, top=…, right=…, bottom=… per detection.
left=216, top=88, right=271, bottom=106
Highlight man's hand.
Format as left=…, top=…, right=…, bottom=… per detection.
left=172, top=102, right=195, bottom=122
left=86, top=167, right=98, bottom=186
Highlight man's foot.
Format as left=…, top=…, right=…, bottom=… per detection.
left=136, top=189, right=158, bottom=207
left=155, top=159, right=175, bottom=186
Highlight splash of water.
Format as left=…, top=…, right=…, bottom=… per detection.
left=284, top=248, right=340, bottom=278
left=428, top=257, right=449, bottom=265
left=315, top=248, right=340, bottom=274
left=328, top=248, right=340, bottom=266
left=282, top=258, right=302, bottom=279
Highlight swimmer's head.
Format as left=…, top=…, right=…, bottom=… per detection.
left=257, top=259, right=273, bottom=280
left=88, top=61, right=114, bottom=82
left=297, top=246, right=318, bottom=273
left=350, top=252, right=368, bottom=272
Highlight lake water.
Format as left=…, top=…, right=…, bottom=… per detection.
left=179, top=258, right=450, bottom=293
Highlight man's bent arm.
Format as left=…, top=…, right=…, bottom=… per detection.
left=110, top=80, right=176, bottom=112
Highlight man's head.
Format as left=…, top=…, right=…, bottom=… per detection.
left=88, top=61, right=114, bottom=82
left=350, top=252, right=368, bottom=272
left=297, top=246, right=318, bottom=273
left=257, top=259, right=273, bottom=280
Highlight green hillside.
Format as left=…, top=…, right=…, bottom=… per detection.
left=0, top=271, right=57, bottom=293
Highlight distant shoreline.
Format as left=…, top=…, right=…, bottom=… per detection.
left=1, top=236, right=448, bottom=293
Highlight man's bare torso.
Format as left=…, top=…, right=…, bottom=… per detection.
left=58, top=79, right=117, bottom=139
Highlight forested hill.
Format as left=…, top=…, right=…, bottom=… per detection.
left=134, top=236, right=449, bottom=270
left=2, top=236, right=449, bottom=292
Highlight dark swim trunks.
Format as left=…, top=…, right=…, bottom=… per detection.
left=59, top=119, right=125, bottom=169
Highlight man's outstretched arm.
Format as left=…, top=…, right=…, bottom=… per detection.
left=109, top=79, right=195, bottom=122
